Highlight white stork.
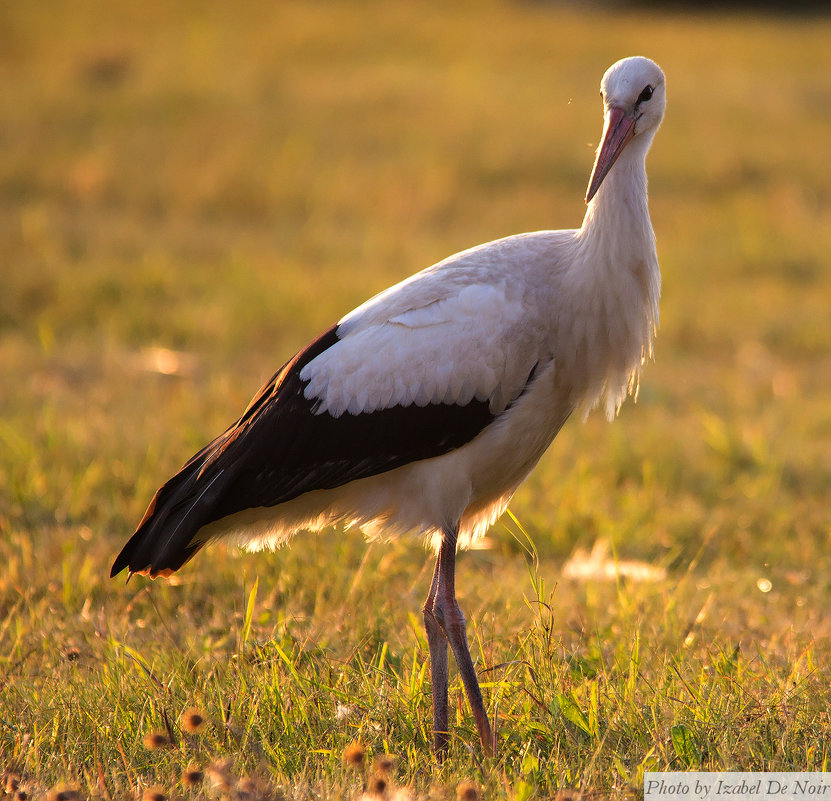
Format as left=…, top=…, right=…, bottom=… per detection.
left=112, top=56, right=666, bottom=756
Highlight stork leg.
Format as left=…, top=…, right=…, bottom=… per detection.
left=423, top=525, right=493, bottom=756
left=422, top=555, right=450, bottom=755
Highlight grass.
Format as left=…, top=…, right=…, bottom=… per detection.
left=2, top=0, right=831, bottom=797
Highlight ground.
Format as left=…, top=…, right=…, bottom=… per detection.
left=2, top=1, right=831, bottom=798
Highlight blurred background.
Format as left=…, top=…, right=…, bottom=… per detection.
left=2, top=0, right=831, bottom=778
left=3, top=0, right=830, bottom=560
left=3, top=0, right=831, bottom=607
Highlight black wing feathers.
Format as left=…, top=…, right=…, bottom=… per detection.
left=111, top=325, right=497, bottom=578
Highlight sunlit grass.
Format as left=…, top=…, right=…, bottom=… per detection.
left=2, top=1, right=831, bottom=798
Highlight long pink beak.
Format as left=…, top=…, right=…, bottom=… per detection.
left=585, top=106, right=636, bottom=203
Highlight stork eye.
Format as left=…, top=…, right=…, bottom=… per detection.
left=637, top=85, right=654, bottom=104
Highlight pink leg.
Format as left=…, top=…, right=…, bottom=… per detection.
left=423, top=526, right=493, bottom=756
left=423, top=553, right=450, bottom=755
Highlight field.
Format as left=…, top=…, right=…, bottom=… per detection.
left=2, top=1, right=831, bottom=798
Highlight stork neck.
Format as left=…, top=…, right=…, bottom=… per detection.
left=579, top=144, right=651, bottom=245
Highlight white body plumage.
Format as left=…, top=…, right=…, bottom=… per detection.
left=217, top=157, right=660, bottom=551
left=114, top=54, right=666, bottom=562
left=189, top=56, right=667, bottom=556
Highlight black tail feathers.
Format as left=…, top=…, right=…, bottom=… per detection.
left=110, top=442, right=231, bottom=578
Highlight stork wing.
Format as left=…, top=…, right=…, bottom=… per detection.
left=111, top=244, right=552, bottom=578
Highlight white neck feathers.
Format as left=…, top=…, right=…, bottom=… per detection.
left=561, top=143, right=660, bottom=420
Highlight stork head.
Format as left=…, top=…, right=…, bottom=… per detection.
left=585, top=56, right=666, bottom=203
